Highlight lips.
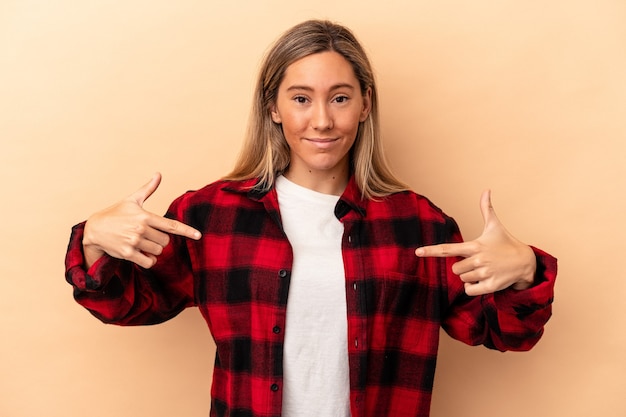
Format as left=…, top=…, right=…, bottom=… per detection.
left=304, top=137, right=340, bottom=149
left=305, top=137, right=339, bottom=143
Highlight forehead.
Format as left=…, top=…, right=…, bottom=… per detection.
left=280, top=51, right=359, bottom=89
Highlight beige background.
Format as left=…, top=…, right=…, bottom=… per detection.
left=1, top=1, right=625, bottom=416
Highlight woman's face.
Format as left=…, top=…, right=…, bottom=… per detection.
left=271, top=51, right=371, bottom=190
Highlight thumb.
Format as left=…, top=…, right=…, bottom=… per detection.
left=480, top=189, right=501, bottom=232
left=131, top=172, right=162, bottom=206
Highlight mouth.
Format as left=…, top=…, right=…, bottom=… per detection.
left=304, top=137, right=340, bottom=150
left=304, top=137, right=339, bottom=146
left=305, top=137, right=339, bottom=143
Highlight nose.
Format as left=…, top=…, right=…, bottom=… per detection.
left=311, top=102, right=333, bottom=131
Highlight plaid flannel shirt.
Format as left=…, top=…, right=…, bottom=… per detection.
left=65, top=176, right=557, bottom=417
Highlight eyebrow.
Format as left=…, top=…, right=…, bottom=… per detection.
left=285, top=83, right=356, bottom=92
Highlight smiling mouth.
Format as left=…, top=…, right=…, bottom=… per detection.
left=304, top=137, right=340, bottom=149
left=305, top=137, right=339, bottom=143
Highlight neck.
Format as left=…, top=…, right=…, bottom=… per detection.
left=283, top=168, right=349, bottom=196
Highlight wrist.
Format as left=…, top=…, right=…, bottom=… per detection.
left=512, top=274, right=534, bottom=290
left=82, top=226, right=105, bottom=269
left=511, top=246, right=537, bottom=291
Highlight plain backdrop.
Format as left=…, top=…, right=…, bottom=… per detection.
left=1, top=1, right=625, bottom=416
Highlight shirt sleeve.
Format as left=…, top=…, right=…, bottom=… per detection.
left=64, top=198, right=196, bottom=326
left=440, top=219, right=557, bottom=352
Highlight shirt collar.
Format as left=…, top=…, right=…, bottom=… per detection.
left=221, top=178, right=267, bottom=200
left=221, top=175, right=367, bottom=218
left=336, top=175, right=367, bottom=219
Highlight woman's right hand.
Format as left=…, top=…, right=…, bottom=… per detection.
left=82, top=173, right=201, bottom=269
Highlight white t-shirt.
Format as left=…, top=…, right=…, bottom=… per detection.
left=276, top=175, right=351, bottom=417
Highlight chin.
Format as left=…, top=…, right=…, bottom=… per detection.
left=308, top=159, right=344, bottom=172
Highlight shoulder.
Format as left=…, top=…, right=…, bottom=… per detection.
left=359, top=190, right=462, bottom=245
left=367, top=189, right=453, bottom=224
left=166, top=178, right=260, bottom=216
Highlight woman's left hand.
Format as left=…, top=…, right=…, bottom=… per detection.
left=415, top=190, right=536, bottom=296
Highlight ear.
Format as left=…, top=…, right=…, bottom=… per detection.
left=270, top=103, right=282, bottom=123
left=359, top=87, right=372, bottom=122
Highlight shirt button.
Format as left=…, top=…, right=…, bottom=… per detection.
left=278, top=269, right=288, bottom=278
left=273, top=326, right=281, bottom=334
left=270, top=384, right=279, bottom=392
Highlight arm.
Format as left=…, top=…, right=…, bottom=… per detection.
left=64, top=173, right=202, bottom=325
left=416, top=190, right=557, bottom=351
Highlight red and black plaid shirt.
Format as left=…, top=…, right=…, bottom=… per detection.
left=65, top=176, right=557, bottom=417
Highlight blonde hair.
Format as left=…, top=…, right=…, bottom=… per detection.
left=224, top=19, right=408, bottom=199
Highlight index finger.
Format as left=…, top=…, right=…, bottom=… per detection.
left=415, top=242, right=474, bottom=258
left=149, top=214, right=202, bottom=240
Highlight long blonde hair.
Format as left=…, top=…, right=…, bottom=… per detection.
left=224, top=19, right=408, bottom=199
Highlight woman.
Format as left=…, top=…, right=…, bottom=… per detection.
left=66, top=19, right=557, bottom=417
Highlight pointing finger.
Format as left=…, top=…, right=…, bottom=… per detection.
left=149, top=214, right=202, bottom=240
left=415, top=241, right=476, bottom=258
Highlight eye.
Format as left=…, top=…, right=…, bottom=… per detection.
left=334, top=95, right=349, bottom=103
left=293, top=96, right=308, bottom=104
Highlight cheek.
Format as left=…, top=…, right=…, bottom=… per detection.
left=281, top=113, right=307, bottom=133
left=338, top=112, right=362, bottom=134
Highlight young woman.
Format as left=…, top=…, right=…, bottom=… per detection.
left=65, top=19, right=557, bottom=417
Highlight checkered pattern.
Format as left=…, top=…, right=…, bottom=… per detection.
left=65, top=176, right=557, bottom=417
